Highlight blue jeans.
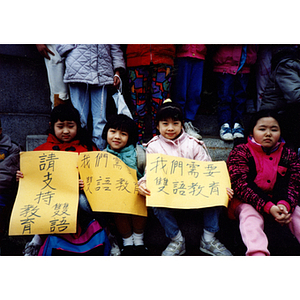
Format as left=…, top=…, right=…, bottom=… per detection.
left=216, top=73, right=249, bottom=127
left=69, top=83, right=107, bottom=150
left=152, top=206, right=222, bottom=239
left=172, top=57, right=204, bottom=122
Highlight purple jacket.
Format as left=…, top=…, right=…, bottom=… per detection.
left=227, top=139, right=300, bottom=214
left=213, top=45, right=258, bottom=75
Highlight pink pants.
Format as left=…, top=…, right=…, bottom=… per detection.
left=235, top=203, right=300, bottom=256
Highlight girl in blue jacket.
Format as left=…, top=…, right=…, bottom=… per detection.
left=102, top=114, right=147, bottom=255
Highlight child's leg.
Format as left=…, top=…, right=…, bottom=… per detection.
left=200, top=207, right=232, bottom=256
left=288, top=206, right=300, bottom=243
left=152, top=207, right=180, bottom=239
left=153, top=207, right=185, bottom=256
left=150, top=64, right=173, bottom=137
left=236, top=203, right=270, bottom=256
left=216, top=73, right=235, bottom=128
left=128, top=66, right=150, bottom=143
left=232, top=73, right=249, bottom=125
left=131, top=215, right=147, bottom=246
left=114, top=213, right=133, bottom=246
left=69, top=83, right=90, bottom=130
left=90, top=85, right=108, bottom=150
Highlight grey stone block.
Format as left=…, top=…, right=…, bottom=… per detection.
left=26, top=135, right=48, bottom=151
left=203, top=137, right=233, bottom=161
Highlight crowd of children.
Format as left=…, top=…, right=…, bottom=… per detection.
left=1, top=44, right=300, bottom=256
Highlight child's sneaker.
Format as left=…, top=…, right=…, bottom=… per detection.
left=162, top=238, right=186, bottom=256
left=232, top=123, right=244, bottom=139
left=23, top=241, right=41, bottom=256
left=200, top=236, right=232, bottom=256
left=184, top=121, right=202, bottom=140
left=108, top=234, right=121, bottom=256
left=220, top=123, right=233, bottom=141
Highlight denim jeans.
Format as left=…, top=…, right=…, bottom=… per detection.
left=216, top=72, right=249, bottom=127
left=172, top=57, right=204, bottom=122
left=69, top=83, right=107, bottom=150
left=153, top=206, right=222, bottom=239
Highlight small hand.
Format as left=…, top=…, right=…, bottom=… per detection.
left=79, top=179, right=84, bottom=190
left=138, top=181, right=151, bottom=197
left=113, top=71, right=121, bottom=89
left=36, top=44, right=55, bottom=60
left=16, top=170, right=24, bottom=181
left=226, top=187, right=234, bottom=200
left=270, top=204, right=292, bottom=225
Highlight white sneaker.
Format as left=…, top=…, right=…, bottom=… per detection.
left=232, top=123, right=244, bottom=139
left=220, top=123, right=233, bottom=141
left=184, top=121, right=202, bottom=139
left=200, top=236, right=232, bottom=256
left=23, top=241, right=41, bottom=256
left=162, top=238, right=186, bottom=256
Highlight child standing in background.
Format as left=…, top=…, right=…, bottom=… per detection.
left=213, top=45, right=258, bottom=141
left=126, top=44, right=176, bottom=143
left=172, top=44, right=207, bottom=139
left=56, top=44, right=126, bottom=150
left=138, top=100, right=233, bottom=256
left=227, top=110, right=300, bottom=255
left=102, top=114, right=148, bottom=255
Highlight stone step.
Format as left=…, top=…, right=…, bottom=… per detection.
left=26, top=135, right=234, bottom=161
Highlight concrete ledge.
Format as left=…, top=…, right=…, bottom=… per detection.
left=203, top=137, right=233, bottom=161
left=26, top=135, right=48, bottom=151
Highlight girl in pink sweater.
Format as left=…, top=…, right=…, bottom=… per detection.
left=138, top=99, right=233, bottom=256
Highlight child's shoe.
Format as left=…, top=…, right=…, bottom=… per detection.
left=162, top=238, right=186, bottom=256
left=23, top=241, right=41, bottom=256
left=220, top=123, right=233, bottom=141
left=108, top=234, right=121, bottom=256
left=184, top=121, right=202, bottom=140
left=134, top=245, right=149, bottom=256
left=232, top=123, right=244, bottom=139
left=200, top=236, right=232, bottom=256
left=121, top=245, right=135, bottom=256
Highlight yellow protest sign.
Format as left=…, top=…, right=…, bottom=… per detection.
left=146, top=153, right=231, bottom=209
left=78, top=151, right=147, bottom=217
left=9, top=151, right=79, bottom=236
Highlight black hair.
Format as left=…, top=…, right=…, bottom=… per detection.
left=50, top=103, right=95, bottom=150
left=155, top=100, right=184, bottom=125
left=247, top=109, right=282, bottom=137
left=102, top=114, right=138, bottom=147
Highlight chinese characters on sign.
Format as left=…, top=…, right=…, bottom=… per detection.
left=146, top=153, right=231, bottom=209
left=9, top=151, right=79, bottom=236
left=78, top=152, right=147, bottom=217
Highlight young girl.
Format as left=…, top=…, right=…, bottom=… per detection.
left=227, top=110, right=300, bottom=255
left=17, top=103, right=98, bottom=255
left=138, top=99, right=233, bottom=256
left=102, top=114, right=148, bottom=255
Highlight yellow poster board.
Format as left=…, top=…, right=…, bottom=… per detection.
left=9, top=151, right=79, bottom=236
left=78, top=151, right=147, bottom=217
left=146, top=153, right=231, bottom=209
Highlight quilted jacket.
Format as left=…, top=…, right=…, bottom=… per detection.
left=56, top=44, right=125, bottom=86
left=176, top=44, right=207, bottom=60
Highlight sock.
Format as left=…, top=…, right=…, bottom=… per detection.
left=122, top=235, right=134, bottom=247
left=171, top=230, right=184, bottom=242
left=202, top=229, right=215, bottom=242
left=132, top=232, right=144, bottom=246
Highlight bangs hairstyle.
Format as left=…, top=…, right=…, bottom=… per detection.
left=102, top=114, right=138, bottom=147
left=50, top=103, right=81, bottom=134
left=156, top=101, right=184, bottom=124
left=247, top=109, right=282, bottom=137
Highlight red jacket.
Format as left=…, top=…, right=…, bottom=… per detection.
left=126, top=44, right=176, bottom=67
left=213, top=45, right=258, bottom=75
left=34, top=134, right=97, bottom=153
left=176, top=44, right=207, bottom=60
